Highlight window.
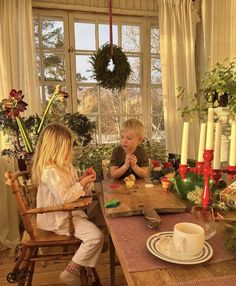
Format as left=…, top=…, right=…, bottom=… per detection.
left=33, top=10, right=164, bottom=143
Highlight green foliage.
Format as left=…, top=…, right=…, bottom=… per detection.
left=172, top=172, right=205, bottom=199
left=141, top=139, right=166, bottom=162
left=63, top=113, right=96, bottom=146
left=73, top=143, right=116, bottom=180
left=200, top=59, right=236, bottom=104
left=177, top=86, right=208, bottom=121
left=0, top=111, right=41, bottom=158
left=90, top=43, right=132, bottom=90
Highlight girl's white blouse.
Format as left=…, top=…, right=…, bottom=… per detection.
left=36, top=165, right=86, bottom=232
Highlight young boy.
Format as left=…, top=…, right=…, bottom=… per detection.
left=110, top=118, right=149, bottom=180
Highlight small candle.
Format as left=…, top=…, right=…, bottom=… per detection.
left=198, top=123, right=207, bottom=162
left=213, top=121, right=222, bottom=169
left=180, top=122, right=189, bottom=165
left=229, top=121, right=236, bottom=166
left=207, top=107, right=214, bottom=123
left=206, top=122, right=214, bottom=150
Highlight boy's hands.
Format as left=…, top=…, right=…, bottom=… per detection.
left=124, top=154, right=130, bottom=168
left=124, top=154, right=137, bottom=168
left=129, top=154, right=137, bottom=167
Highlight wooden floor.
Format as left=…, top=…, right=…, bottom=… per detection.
left=0, top=247, right=127, bottom=286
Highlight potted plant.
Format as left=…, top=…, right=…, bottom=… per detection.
left=177, top=58, right=236, bottom=120
left=200, top=58, right=236, bottom=110
left=0, top=87, right=95, bottom=170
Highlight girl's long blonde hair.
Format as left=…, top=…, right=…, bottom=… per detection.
left=31, top=123, right=74, bottom=184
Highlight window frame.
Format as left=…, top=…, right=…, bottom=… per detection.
left=33, top=9, right=163, bottom=143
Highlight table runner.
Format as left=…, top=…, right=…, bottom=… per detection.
left=169, top=274, right=236, bottom=286
left=108, top=212, right=236, bottom=272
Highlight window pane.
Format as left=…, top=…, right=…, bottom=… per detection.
left=101, top=116, right=120, bottom=143
left=151, top=57, right=161, bottom=84
left=76, top=55, right=95, bottom=83
left=75, top=23, right=95, bottom=50
left=44, top=53, right=65, bottom=81
left=85, top=115, right=98, bottom=144
left=122, top=25, right=140, bottom=52
left=77, top=86, right=98, bottom=114
left=100, top=88, right=120, bottom=115
left=99, top=24, right=118, bottom=47
left=151, top=87, right=163, bottom=114
left=151, top=116, right=165, bottom=141
left=151, top=27, right=160, bottom=54
left=34, top=18, right=39, bottom=48
left=127, top=57, right=140, bottom=84
left=42, top=20, right=64, bottom=49
left=36, top=54, right=41, bottom=81
left=122, top=87, right=142, bottom=115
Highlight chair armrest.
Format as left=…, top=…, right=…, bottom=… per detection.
left=26, top=196, right=93, bottom=215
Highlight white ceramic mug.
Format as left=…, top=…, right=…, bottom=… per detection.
left=173, top=222, right=205, bottom=256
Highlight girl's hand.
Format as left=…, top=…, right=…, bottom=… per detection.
left=79, top=167, right=96, bottom=180
left=86, top=167, right=96, bottom=175
left=80, top=173, right=96, bottom=188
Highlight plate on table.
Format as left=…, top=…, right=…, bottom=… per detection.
left=146, top=231, right=213, bottom=265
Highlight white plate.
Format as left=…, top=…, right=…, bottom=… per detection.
left=146, top=231, right=213, bottom=265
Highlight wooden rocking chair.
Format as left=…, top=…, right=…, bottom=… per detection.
left=5, top=171, right=101, bottom=286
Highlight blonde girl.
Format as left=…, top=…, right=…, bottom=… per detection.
left=32, top=123, right=104, bottom=286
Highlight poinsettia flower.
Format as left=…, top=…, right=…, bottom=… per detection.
left=2, top=89, right=28, bottom=119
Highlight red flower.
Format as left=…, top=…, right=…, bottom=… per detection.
left=2, top=89, right=28, bottom=119
left=151, top=160, right=160, bottom=168
left=164, top=161, right=173, bottom=168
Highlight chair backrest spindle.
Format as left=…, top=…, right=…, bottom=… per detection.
left=5, top=171, right=36, bottom=240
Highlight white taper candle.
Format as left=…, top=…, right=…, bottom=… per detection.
left=213, top=121, right=222, bottom=169
left=198, top=123, right=207, bottom=162
left=207, top=107, right=214, bottom=123
left=206, top=122, right=214, bottom=150
left=180, top=122, right=190, bottom=165
left=229, top=121, right=236, bottom=166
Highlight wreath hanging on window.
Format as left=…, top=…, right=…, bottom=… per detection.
left=90, top=43, right=132, bottom=91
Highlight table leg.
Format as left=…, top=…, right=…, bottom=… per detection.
left=109, top=234, right=115, bottom=286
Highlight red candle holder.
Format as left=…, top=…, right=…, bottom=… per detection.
left=178, top=164, right=188, bottom=179
left=212, top=169, right=222, bottom=184
left=201, top=149, right=214, bottom=208
left=223, top=165, right=236, bottom=181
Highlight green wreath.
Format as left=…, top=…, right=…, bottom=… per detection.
left=90, top=43, right=132, bottom=90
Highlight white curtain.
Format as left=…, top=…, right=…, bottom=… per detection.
left=158, top=0, right=200, bottom=160
left=199, top=0, right=236, bottom=65
left=0, top=0, right=39, bottom=250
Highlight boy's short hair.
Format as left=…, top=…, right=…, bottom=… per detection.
left=121, top=118, right=144, bottom=139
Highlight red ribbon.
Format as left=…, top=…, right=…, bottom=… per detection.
left=109, top=0, right=113, bottom=57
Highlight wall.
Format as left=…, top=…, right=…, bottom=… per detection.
left=32, top=0, right=159, bottom=16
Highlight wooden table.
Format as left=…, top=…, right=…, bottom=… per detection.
left=97, top=180, right=236, bottom=286
left=102, top=179, right=186, bottom=218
